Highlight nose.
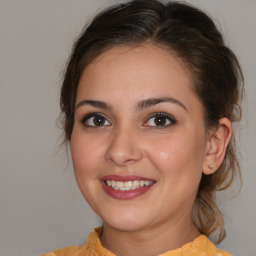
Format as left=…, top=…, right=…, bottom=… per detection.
left=105, top=126, right=143, bottom=167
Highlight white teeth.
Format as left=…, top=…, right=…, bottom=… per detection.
left=133, top=180, right=140, bottom=187
left=144, top=181, right=150, bottom=186
left=105, top=180, right=153, bottom=191
left=125, top=181, right=132, bottom=188
left=106, top=180, right=112, bottom=186
left=115, top=181, right=123, bottom=188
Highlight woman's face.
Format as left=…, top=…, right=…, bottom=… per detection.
left=71, top=44, right=210, bottom=232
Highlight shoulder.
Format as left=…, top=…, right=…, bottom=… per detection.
left=40, top=227, right=111, bottom=256
left=40, top=245, right=84, bottom=256
left=184, top=235, right=232, bottom=256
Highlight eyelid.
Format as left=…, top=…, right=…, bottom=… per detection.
left=80, top=112, right=111, bottom=127
left=143, top=112, right=177, bottom=128
left=79, top=112, right=176, bottom=128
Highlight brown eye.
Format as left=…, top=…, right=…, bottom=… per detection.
left=154, top=116, right=168, bottom=126
left=145, top=113, right=176, bottom=128
left=81, top=113, right=111, bottom=127
left=93, top=115, right=105, bottom=126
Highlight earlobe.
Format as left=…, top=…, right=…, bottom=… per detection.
left=203, top=118, right=232, bottom=175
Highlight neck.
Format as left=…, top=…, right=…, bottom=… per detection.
left=100, top=216, right=201, bottom=256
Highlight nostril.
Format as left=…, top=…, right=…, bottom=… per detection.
left=105, top=150, right=142, bottom=166
left=104, top=130, right=143, bottom=166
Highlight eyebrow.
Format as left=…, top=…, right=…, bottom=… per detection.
left=75, top=97, right=188, bottom=111
left=76, top=100, right=112, bottom=110
left=137, top=97, right=188, bottom=111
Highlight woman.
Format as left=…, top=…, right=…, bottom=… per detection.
left=42, top=0, right=243, bottom=255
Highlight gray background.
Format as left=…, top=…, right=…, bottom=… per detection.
left=0, top=1, right=255, bottom=256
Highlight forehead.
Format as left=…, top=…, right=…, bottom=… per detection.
left=77, top=44, right=196, bottom=105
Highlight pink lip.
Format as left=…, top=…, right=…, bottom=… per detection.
left=100, top=175, right=155, bottom=200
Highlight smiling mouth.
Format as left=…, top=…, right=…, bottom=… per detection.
left=105, top=180, right=154, bottom=191
left=101, top=175, right=155, bottom=200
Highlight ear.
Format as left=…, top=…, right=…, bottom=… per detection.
left=203, top=118, right=232, bottom=175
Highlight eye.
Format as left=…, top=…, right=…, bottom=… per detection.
left=144, top=113, right=176, bottom=128
left=80, top=113, right=111, bottom=127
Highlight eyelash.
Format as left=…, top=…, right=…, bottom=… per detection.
left=144, top=112, right=177, bottom=128
left=80, top=113, right=111, bottom=127
left=80, top=112, right=177, bottom=128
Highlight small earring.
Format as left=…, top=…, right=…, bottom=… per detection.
left=209, top=164, right=214, bottom=170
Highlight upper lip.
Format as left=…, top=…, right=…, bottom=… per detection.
left=101, top=175, right=155, bottom=182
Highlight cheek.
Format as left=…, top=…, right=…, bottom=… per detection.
left=147, top=132, right=206, bottom=178
left=70, top=130, right=104, bottom=177
left=150, top=135, right=189, bottom=168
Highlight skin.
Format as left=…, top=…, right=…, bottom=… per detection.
left=71, top=44, right=232, bottom=256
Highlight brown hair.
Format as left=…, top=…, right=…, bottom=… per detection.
left=60, top=0, right=243, bottom=243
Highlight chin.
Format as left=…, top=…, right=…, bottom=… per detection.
left=105, top=218, right=149, bottom=232
left=99, top=206, right=156, bottom=232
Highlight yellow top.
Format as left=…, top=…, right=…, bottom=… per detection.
left=41, top=227, right=231, bottom=256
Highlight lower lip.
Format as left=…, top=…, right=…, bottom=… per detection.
left=101, top=181, right=155, bottom=200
